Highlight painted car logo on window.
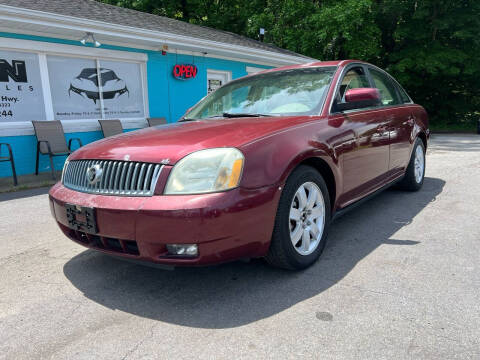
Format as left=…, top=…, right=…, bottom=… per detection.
left=86, top=164, right=103, bottom=185
left=68, top=68, right=129, bottom=103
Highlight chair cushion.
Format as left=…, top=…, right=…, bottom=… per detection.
left=32, top=121, right=69, bottom=154
left=99, top=119, right=123, bottom=137
left=147, top=117, right=167, bottom=126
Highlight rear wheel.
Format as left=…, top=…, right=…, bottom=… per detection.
left=265, top=165, right=331, bottom=270
left=397, top=138, right=425, bottom=191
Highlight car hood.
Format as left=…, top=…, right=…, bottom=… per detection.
left=70, top=116, right=323, bottom=164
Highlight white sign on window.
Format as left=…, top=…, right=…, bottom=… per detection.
left=0, top=50, right=46, bottom=122
left=99, top=60, right=145, bottom=119
left=47, top=56, right=144, bottom=120
left=48, top=56, right=101, bottom=120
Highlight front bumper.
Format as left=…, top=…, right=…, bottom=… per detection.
left=49, top=183, right=281, bottom=266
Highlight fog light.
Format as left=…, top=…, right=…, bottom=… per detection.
left=166, top=244, right=198, bottom=257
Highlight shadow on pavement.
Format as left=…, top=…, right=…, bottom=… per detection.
left=0, top=186, right=51, bottom=202
left=64, top=177, right=445, bottom=329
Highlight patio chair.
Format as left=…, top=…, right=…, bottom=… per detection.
left=147, top=117, right=167, bottom=127
left=98, top=119, right=123, bottom=137
left=32, top=121, right=83, bottom=180
left=0, top=143, right=18, bottom=186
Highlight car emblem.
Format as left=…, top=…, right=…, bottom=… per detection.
left=86, top=164, right=103, bottom=185
left=124, top=154, right=130, bottom=161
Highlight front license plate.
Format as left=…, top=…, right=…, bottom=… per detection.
left=65, top=204, right=98, bottom=234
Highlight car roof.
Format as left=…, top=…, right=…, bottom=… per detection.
left=255, top=60, right=369, bottom=75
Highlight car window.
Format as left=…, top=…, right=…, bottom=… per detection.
left=202, top=86, right=251, bottom=118
left=393, top=81, right=411, bottom=103
left=338, top=67, right=370, bottom=100
left=370, top=68, right=401, bottom=106
left=186, top=67, right=336, bottom=119
left=331, top=66, right=370, bottom=112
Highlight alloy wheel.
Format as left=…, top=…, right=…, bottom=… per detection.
left=289, top=181, right=325, bottom=256
left=414, top=146, right=425, bottom=183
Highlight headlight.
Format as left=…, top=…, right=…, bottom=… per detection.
left=61, top=157, right=70, bottom=183
left=164, top=148, right=244, bottom=194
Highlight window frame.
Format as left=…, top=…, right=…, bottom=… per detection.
left=329, top=63, right=377, bottom=115
left=367, top=66, right=402, bottom=107
left=365, top=64, right=413, bottom=106
left=329, top=63, right=414, bottom=115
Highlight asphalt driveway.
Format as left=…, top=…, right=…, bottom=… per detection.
left=1, top=134, right=479, bottom=359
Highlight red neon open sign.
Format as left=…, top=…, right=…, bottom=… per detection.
left=173, top=64, right=198, bottom=80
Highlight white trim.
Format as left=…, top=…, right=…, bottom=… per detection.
left=246, top=66, right=267, bottom=74
left=0, top=118, right=148, bottom=136
left=207, top=69, right=232, bottom=82
left=37, top=53, right=54, bottom=120
left=140, top=62, right=150, bottom=119
left=0, top=4, right=313, bottom=66
left=174, top=49, right=280, bottom=68
left=207, top=69, right=232, bottom=93
left=0, top=26, right=161, bottom=51
left=0, top=28, right=285, bottom=68
left=95, top=59, right=105, bottom=119
left=0, top=37, right=147, bottom=62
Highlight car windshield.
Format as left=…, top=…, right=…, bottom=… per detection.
left=184, top=66, right=336, bottom=120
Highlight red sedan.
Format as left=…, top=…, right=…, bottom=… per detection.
left=49, top=60, right=428, bottom=270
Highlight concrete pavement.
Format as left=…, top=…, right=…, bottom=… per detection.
left=0, top=134, right=479, bottom=359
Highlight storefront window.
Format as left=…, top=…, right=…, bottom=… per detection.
left=47, top=56, right=100, bottom=120
left=47, top=56, right=145, bottom=120
left=0, top=50, right=46, bottom=122
left=99, top=60, right=145, bottom=119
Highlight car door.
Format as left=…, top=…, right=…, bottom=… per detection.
left=368, top=67, right=414, bottom=175
left=328, top=65, right=390, bottom=207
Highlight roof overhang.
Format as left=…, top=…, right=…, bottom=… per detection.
left=0, top=4, right=314, bottom=66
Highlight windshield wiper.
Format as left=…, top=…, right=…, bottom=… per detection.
left=180, top=114, right=225, bottom=121
left=222, top=112, right=272, bottom=118
left=180, top=113, right=273, bottom=121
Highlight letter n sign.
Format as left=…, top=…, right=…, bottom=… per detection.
left=173, top=64, right=198, bottom=80
left=0, top=59, right=27, bottom=82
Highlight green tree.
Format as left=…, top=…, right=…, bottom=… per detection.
left=248, top=0, right=480, bottom=129
left=386, top=0, right=480, bottom=130
left=99, top=0, right=480, bottom=129
left=100, top=0, right=263, bottom=35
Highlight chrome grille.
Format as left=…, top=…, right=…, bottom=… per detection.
left=63, top=160, right=162, bottom=196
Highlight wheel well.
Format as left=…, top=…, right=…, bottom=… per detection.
left=300, top=157, right=336, bottom=210
left=418, top=132, right=427, bottom=150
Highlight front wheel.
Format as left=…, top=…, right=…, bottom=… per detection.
left=265, top=165, right=331, bottom=270
left=397, top=138, right=426, bottom=191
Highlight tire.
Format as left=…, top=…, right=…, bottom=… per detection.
left=265, top=165, right=331, bottom=270
left=397, top=138, right=426, bottom=191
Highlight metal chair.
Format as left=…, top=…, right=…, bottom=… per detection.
left=98, top=119, right=123, bottom=137
left=147, top=117, right=167, bottom=127
left=32, top=121, right=82, bottom=180
left=0, top=143, right=18, bottom=186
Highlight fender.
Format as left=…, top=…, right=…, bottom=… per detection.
left=239, top=120, right=342, bottom=207
left=407, top=105, right=429, bottom=159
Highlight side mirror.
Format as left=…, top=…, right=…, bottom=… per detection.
left=335, top=88, right=381, bottom=112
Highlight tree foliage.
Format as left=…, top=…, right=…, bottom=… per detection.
left=100, top=0, right=480, bottom=129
